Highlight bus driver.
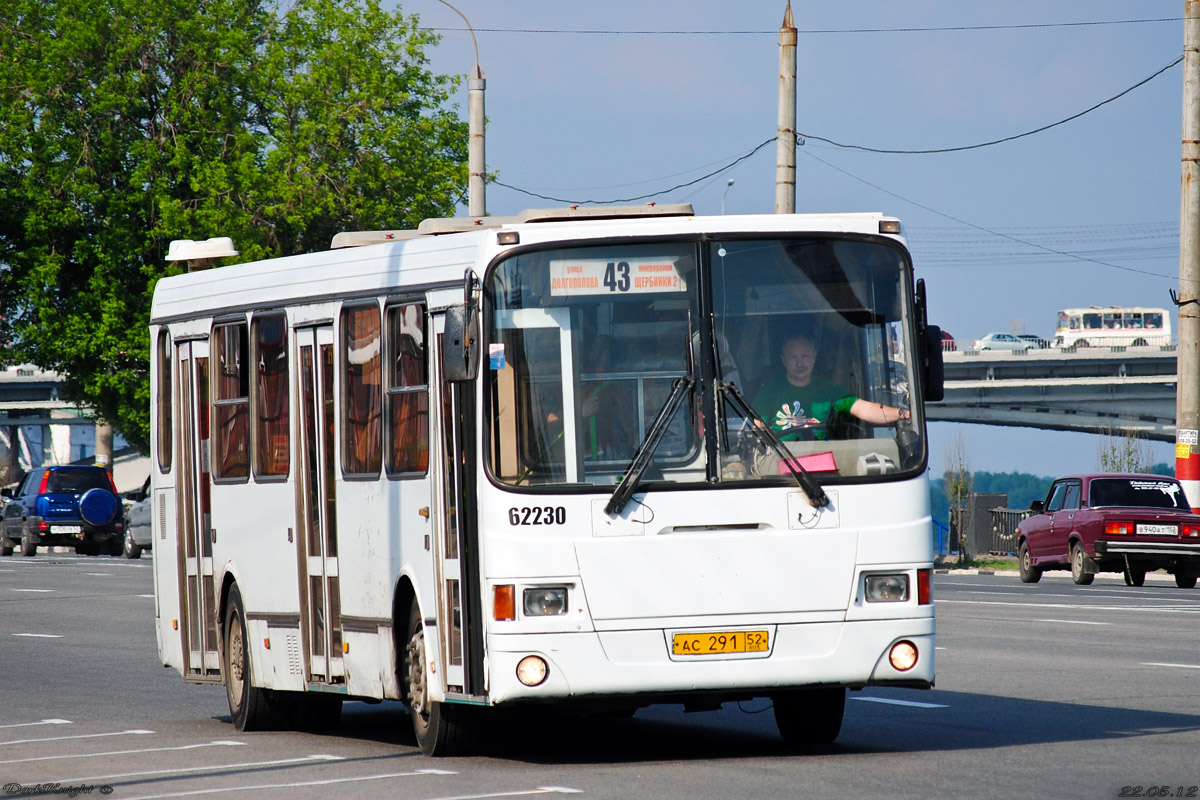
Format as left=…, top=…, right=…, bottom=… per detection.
left=753, top=333, right=909, bottom=442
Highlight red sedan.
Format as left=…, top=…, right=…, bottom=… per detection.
left=1016, top=473, right=1200, bottom=587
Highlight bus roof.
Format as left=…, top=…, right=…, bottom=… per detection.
left=152, top=206, right=906, bottom=325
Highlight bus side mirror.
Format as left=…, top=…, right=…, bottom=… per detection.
left=443, top=304, right=480, bottom=382
left=923, top=324, right=945, bottom=402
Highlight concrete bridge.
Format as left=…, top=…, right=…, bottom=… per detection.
left=931, top=345, right=1177, bottom=442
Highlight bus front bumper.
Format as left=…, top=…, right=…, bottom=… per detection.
left=484, top=617, right=934, bottom=705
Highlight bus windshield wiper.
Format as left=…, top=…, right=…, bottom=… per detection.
left=719, top=381, right=829, bottom=508
left=605, top=375, right=694, bottom=516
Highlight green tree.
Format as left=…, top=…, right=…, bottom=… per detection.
left=944, top=431, right=974, bottom=565
left=0, top=0, right=467, bottom=451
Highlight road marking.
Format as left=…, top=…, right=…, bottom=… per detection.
left=0, top=739, right=244, bottom=766
left=1142, top=662, right=1200, bottom=670
left=0, top=719, right=71, bottom=730
left=85, top=572, right=111, bottom=576
left=52, top=753, right=346, bottom=784
left=118, top=768, right=465, bottom=800
left=0, top=729, right=153, bottom=747
left=11, top=633, right=62, bottom=638
left=1033, top=618, right=1110, bottom=625
left=851, top=696, right=948, bottom=709
left=137, top=593, right=155, bottom=598
left=10, top=588, right=54, bottom=592
left=938, top=599, right=1200, bottom=614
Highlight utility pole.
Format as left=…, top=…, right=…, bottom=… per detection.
left=775, top=1, right=796, bottom=214
left=1178, top=0, right=1200, bottom=510
left=439, top=0, right=485, bottom=217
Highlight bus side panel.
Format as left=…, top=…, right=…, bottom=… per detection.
left=153, top=483, right=183, bottom=674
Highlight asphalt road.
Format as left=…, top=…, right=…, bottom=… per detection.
left=2, top=553, right=1199, bottom=799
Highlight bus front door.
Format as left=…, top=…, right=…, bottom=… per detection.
left=432, top=313, right=484, bottom=699
left=176, top=339, right=221, bottom=681
left=295, top=325, right=345, bottom=685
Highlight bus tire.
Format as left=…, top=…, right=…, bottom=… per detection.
left=404, top=598, right=477, bottom=756
left=1018, top=542, right=1041, bottom=584
left=224, top=584, right=285, bottom=731
left=772, top=687, right=845, bottom=750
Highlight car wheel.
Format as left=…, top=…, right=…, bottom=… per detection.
left=20, top=524, right=36, bottom=557
left=773, top=688, right=846, bottom=750
left=1018, top=542, right=1042, bottom=584
left=224, top=584, right=286, bottom=731
left=0, top=539, right=13, bottom=557
left=405, top=598, right=477, bottom=756
left=123, top=529, right=142, bottom=559
left=1070, top=543, right=1094, bottom=585
left=1175, top=573, right=1198, bottom=589
left=1123, top=564, right=1146, bottom=587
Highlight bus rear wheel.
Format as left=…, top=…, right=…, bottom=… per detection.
left=225, top=584, right=285, bottom=731
left=772, top=688, right=845, bottom=750
left=404, top=599, right=477, bottom=756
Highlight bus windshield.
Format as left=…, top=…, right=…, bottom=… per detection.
left=485, top=236, right=923, bottom=489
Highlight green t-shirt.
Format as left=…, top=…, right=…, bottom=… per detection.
left=752, top=377, right=858, bottom=441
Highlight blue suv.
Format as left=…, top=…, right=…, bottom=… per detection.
left=1, top=466, right=125, bottom=556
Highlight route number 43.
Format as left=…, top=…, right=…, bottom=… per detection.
left=603, top=261, right=631, bottom=293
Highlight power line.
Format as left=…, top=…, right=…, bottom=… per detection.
left=423, top=18, right=1180, bottom=36
left=797, top=57, right=1183, bottom=155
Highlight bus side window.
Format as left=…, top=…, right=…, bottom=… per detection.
left=386, top=303, right=429, bottom=476
left=342, top=303, right=383, bottom=477
left=252, top=313, right=289, bottom=478
left=212, top=320, right=250, bottom=480
left=157, top=329, right=172, bottom=473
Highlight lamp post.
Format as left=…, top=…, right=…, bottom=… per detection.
left=438, top=0, right=485, bottom=218
left=721, top=179, right=735, bottom=215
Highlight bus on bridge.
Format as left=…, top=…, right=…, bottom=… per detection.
left=1052, top=306, right=1171, bottom=349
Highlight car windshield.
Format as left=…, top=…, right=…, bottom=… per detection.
left=1089, top=478, right=1189, bottom=510
left=484, top=235, right=924, bottom=489
left=46, top=469, right=111, bottom=494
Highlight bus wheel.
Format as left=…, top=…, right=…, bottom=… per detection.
left=225, top=584, right=284, bottom=731
left=1018, top=542, right=1041, bottom=584
left=404, top=599, right=477, bottom=756
left=772, top=688, right=845, bottom=750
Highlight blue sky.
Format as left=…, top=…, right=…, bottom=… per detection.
left=411, top=1, right=1183, bottom=477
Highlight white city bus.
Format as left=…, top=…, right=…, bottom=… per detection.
left=149, top=204, right=944, bottom=755
left=1052, top=306, right=1172, bottom=348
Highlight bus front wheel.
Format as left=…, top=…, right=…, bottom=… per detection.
left=773, top=688, right=845, bottom=750
left=225, top=584, right=286, bottom=731
left=404, top=599, right=477, bottom=756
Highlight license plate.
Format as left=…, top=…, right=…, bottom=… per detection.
left=50, top=525, right=82, bottom=534
left=1137, top=523, right=1177, bottom=536
left=672, top=630, right=769, bottom=656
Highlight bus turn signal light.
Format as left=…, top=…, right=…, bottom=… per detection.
left=493, top=585, right=516, bottom=621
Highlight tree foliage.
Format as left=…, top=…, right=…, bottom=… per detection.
left=0, top=0, right=467, bottom=450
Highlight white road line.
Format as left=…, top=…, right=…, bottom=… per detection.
left=1143, top=662, right=1200, bottom=670
left=0, top=740, right=245, bottom=767
left=850, top=696, right=948, bottom=709
left=938, top=598, right=1200, bottom=613
left=137, top=594, right=154, bottom=598
left=0, top=729, right=153, bottom=748
left=1033, top=618, right=1110, bottom=625
left=119, top=768, right=464, bottom=800
left=10, top=588, right=54, bottom=592
left=51, top=753, right=346, bottom=784
left=11, top=633, right=63, bottom=638
left=0, top=720, right=71, bottom=730
left=84, top=573, right=111, bottom=576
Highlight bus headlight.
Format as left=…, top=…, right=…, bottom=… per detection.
left=865, top=574, right=909, bottom=603
left=523, top=587, right=568, bottom=616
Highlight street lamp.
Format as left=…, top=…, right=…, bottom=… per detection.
left=722, top=179, right=735, bottom=215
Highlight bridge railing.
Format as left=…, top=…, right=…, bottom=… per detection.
left=988, top=507, right=1032, bottom=556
